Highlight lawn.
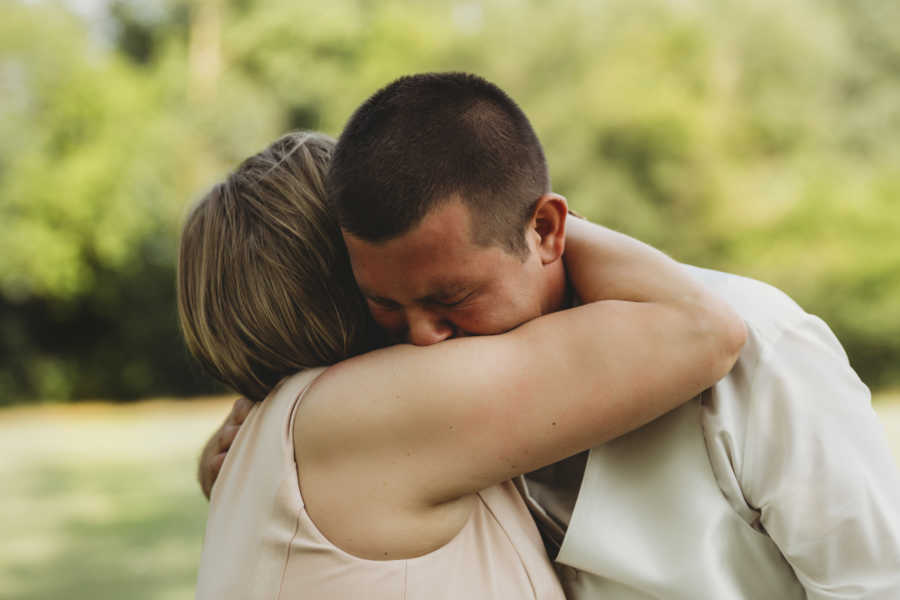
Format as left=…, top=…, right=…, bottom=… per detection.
left=0, top=398, right=229, bottom=600
left=2, top=392, right=899, bottom=600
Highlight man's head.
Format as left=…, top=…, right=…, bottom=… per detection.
left=329, top=73, right=569, bottom=344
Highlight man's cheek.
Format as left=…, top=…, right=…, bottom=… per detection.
left=370, top=310, right=406, bottom=337
left=454, top=310, right=511, bottom=337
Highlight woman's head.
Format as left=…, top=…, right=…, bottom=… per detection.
left=177, top=132, right=376, bottom=402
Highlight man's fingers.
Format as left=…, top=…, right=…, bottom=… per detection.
left=199, top=398, right=250, bottom=499
left=216, top=399, right=249, bottom=453
left=230, top=397, right=252, bottom=426
left=201, top=452, right=227, bottom=499
left=212, top=452, right=226, bottom=474
left=218, top=424, right=239, bottom=452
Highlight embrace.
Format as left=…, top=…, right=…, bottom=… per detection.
left=179, top=73, right=900, bottom=599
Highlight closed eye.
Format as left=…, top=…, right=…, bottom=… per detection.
left=367, top=297, right=401, bottom=311
left=431, top=292, right=474, bottom=308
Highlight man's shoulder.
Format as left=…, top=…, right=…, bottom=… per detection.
left=681, top=264, right=810, bottom=345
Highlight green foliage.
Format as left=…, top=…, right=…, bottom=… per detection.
left=2, top=0, right=899, bottom=401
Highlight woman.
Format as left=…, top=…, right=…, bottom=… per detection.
left=179, top=132, right=745, bottom=598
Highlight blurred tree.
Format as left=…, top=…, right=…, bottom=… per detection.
left=1, top=0, right=898, bottom=402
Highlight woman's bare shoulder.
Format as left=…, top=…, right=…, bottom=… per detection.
left=292, top=350, right=479, bottom=560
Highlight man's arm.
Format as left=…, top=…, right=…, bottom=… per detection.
left=719, top=314, right=900, bottom=598
left=198, top=397, right=252, bottom=499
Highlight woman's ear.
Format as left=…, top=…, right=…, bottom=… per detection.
left=530, top=193, right=568, bottom=265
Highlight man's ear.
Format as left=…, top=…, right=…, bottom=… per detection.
left=530, top=193, right=568, bottom=265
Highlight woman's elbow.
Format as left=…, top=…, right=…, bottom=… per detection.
left=712, top=306, right=747, bottom=379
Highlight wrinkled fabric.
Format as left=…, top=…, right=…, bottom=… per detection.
left=526, top=266, right=900, bottom=600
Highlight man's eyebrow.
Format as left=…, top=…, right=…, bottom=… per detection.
left=355, top=283, right=386, bottom=299
left=358, top=282, right=472, bottom=304
left=421, top=282, right=472, bottom=301
left=359, top=288, right=392, bottom=302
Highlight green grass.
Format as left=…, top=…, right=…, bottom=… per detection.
left=1, top=392, right=899, bottom=600
left=0, top=398, right=230, bottom=600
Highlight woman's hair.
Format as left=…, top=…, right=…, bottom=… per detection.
left=177, top=131, right=377, bottom=402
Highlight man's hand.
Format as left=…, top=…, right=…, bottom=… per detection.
left=198, top=397, right=253, bottom=500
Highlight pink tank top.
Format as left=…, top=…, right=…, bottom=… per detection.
left=196, top=368, right=565, bottom=599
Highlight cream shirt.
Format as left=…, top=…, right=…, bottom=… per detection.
left=522, top=266, right=900, bottom=599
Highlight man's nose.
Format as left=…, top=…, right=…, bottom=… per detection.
left=405, top=308, right=454, bottom=346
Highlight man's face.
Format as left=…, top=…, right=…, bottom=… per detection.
left=343, top=200, right=553, bottom=345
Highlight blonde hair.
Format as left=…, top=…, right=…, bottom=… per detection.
left=177, top=132, right=376, bottom=402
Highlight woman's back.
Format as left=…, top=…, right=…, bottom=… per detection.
left=196, top=368, right=566, bottom=599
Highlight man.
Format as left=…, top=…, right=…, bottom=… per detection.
left=201, top=73, right=900, bottom=598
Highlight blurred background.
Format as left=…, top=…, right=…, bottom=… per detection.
left=1, top=0, right=898, bottom=597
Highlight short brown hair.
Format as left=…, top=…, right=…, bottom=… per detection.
left=177, top=132, right=376, bottom=402
left=328, top=72, right=549, bottom=256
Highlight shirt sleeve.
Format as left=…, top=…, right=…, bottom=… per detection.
left=738, top=314, right=900, bottom=599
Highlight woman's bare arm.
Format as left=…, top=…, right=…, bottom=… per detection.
left=295, top=219, right=745, bottom=556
